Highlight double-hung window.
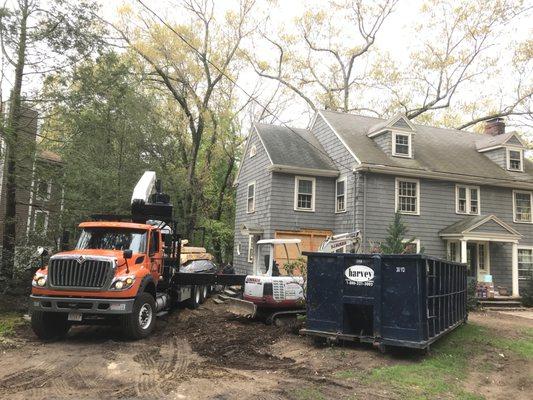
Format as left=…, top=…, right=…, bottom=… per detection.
left=247, top=182, right=255, bottom=213
left=513, top=190, right=532, bottom=223
left=518, top=248, right=533, bottom=280
left=294, top=176, right=315, bottom=211
left=456, top=185, right=480, bottom=215
left=392, top=133, right=411, bottom=157
left=395, top=178, right=419, bottom=215
left=507, top=149, right=523, bottom=171
left=335, top=177, right=346, bottom=213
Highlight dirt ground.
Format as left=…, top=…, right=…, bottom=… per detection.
left=0, top=298, right=532, bottom=400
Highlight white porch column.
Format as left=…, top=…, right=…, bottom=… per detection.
left=460, top=239, right=468, bottom=264
left=511, top=242, right=519, bottom=297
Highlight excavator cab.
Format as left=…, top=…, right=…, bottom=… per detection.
left=253, top=239, right=302, bottom=276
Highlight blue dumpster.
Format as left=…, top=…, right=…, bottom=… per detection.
left=300, top=253, right=467, bottom=350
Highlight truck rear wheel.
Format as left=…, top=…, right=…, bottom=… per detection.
left=121, top=292, right=156, bottom=340
left=187, top=285, right=201, bottom=309
left=31, top=311, right=70, bottom=340
left=200, top=285, right=208, bottom=304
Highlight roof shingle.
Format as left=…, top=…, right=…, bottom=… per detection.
left=319, top=110, right=533, bottom=184
left=255, top=123, right=337, bottom=172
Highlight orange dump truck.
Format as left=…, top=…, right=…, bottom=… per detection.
left=30, top=172, right=245, bottom=340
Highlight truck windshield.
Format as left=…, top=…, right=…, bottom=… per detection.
left=76, top=228, right=147, bottom=252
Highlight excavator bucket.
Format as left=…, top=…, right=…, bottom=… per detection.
left=226, top=298, right=257, bottom=318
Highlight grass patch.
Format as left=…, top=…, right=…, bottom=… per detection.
left=334, top=322, right=533, bottom=399
left=0, top=311, right=25, bottom=337
left=289, top=387, right=325, bottom=400
left=491, top=335, right=533, bottom=359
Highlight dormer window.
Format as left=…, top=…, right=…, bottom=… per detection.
left=507, top=148, right=523, bottom=172
left=393, top=132, right=412, bottom=158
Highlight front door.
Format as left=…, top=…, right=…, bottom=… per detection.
left=467, top=243, right=477, bottom=278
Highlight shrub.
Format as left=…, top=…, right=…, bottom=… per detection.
left=521, top=276, right=533, bottom=307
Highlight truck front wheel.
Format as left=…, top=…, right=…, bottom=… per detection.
left=31, top=311, right=70, bottom=340
left=121, top=292, right=156, bottom=340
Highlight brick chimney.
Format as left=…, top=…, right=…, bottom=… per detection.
left=483, top=117, right=505, bottom=136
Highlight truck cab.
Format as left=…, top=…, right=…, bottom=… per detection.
left=31, top=221, right=165, bottom=340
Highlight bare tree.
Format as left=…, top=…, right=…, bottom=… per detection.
left=379, top=0, right=531, bottom=127
left=248, top=0, right=398, bottom=114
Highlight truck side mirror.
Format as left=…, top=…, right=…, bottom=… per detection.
left=36, top=247, right=49, bottom=270
left=37, top=246, right=49, bottom=258
left=123, top=249, right=133, bottom=259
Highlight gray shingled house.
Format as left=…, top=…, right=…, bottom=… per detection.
left=233, top=110, right=532, bottom=297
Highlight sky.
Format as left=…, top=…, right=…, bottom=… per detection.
left=98, top=0, right=532, bottom=133
left=2, top=0, right=530, bottom=135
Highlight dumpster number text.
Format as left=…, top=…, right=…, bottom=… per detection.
left=345, top=265, right=374, bottom=286
left=396, top=267, right=406, bottom=273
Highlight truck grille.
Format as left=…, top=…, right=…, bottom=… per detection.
left=49, top=258, right=113, bottom=289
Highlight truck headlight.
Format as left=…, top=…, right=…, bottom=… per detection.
left=110, top=275, right=135, bottom=290
left=32, top=272, right=47, bottom=287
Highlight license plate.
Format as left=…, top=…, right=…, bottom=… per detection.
left=68, top=312, right=83, bottom=322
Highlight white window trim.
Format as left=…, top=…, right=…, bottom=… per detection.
left=477, top=242, right=490, bottom=276
left=33, top=209, right=49, bottom=234
left=335, top=176, right=347, bottom=213
left=294, top=176, right=316, bottom=212
left=447, top=240, right=460, bottom=262
left=392, top=131, right=412, bottom=158
left=35, top=179, right=52, bottom=201
left=247, top=235, right=254, bottom=263
left=249, top=144, right=257, bottom=158
left=455, top=184, right=481, bottom=215
left=517, top=246, right=533, bottom=280
left=506, top=147, right=524, bottom=172
left=395, top=177, right=420, bottom=215
left=246, top=182, right=256, bottom=214
left=402, top=238, right=420, bottom=253
left=512, top=190, right=533, bottom=223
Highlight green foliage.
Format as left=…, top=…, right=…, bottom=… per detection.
left=0, top=312, right=24, bottom=338
left=379, top=212, right=415, bottom=254
left=519, top=271, right=533, bottom=307
left=283, top=256, right=307, bottom=277
left=41, top=50, right=239, bottom=262
left=467, top=279, right=479, bottom=311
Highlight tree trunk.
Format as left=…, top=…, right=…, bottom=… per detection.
left=1, top=4, right=29, bottom=279
left=211, top=155, right=235, bottom=263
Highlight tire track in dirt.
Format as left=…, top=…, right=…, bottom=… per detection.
left=133, top=336, right=192, bottom=399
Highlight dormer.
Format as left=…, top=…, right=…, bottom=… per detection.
left=476, top=118, right=527, bottom=172
left=367, top=114, right=417, bottom=159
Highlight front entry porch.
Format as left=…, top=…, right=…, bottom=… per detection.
left=440, top=214, right=522, bottom=297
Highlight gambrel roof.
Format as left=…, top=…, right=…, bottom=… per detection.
left=318, top=110, right=533, bottom=187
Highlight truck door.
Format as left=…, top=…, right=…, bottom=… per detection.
left=149, top=229, right=163, bottom=279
